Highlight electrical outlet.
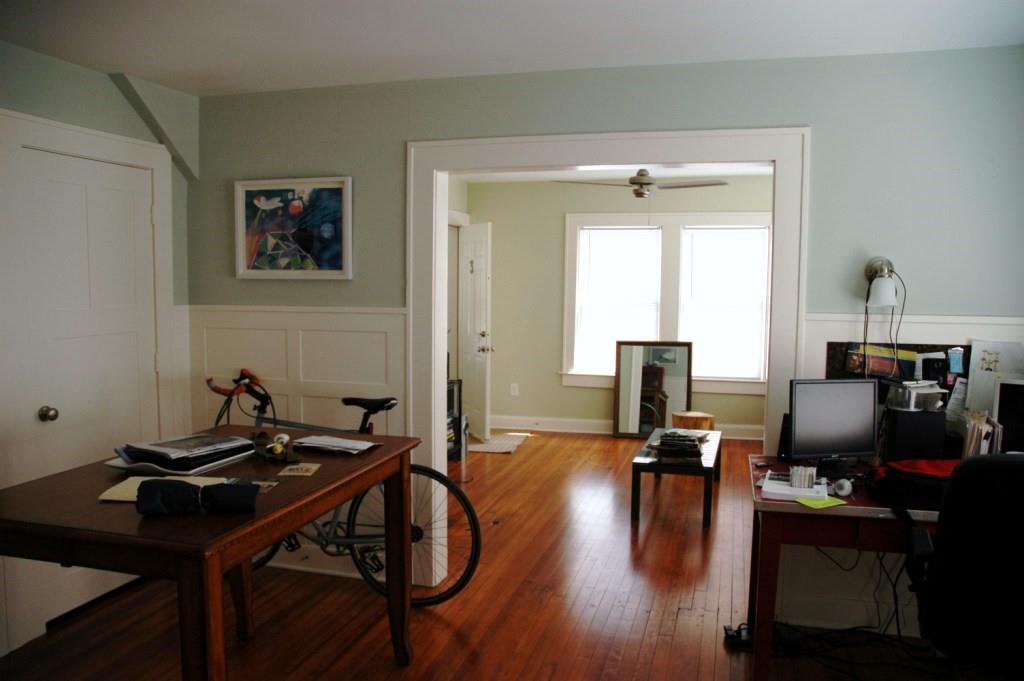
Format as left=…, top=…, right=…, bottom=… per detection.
left=510, top=382, right=519, bottom=396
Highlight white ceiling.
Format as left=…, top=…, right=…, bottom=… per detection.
left=1, top=0, right=1021, bottom=96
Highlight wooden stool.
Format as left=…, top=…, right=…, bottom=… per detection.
left=671, top=410, right=715, bottom=431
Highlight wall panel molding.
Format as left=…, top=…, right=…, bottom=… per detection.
left=189, top=305, right=407, bottom=436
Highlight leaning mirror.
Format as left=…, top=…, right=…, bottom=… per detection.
left=613, top=341, right=693, bottom=438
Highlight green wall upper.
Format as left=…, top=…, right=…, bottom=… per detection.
left=196, top=45, right=1024, bottom=313
left=0, top=41, right=195, bottom=304
left=468, top=177, right=771, bottom=424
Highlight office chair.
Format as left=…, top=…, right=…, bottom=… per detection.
left=906, top=454, right=1024, bottom=673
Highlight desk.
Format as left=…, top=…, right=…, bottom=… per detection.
left=746, top=456, right=937, bottom=681
left=631, top=429, right=721, bottom=528
left=0, top=425, right=420, bottom=681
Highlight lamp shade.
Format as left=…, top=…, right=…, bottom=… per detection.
left=867, top=275, right=898, bottom=308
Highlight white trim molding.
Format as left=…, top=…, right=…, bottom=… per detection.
left=409, top=127, right=811, bottom=469
left=801, top=312, right=1024, bottom=379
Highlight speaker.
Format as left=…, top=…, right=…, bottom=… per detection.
left=883, top=409, right=947, bottom=460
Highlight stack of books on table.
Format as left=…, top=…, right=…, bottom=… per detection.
left=107, top=433, right=254, bottom=475
left=649, top=429, right=708, bottom=462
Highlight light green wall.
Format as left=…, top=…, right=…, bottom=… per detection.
left=195, top=46, right=1024, bottom=314
left=468, top=178, right=771, bottom=425
left=0, top=41, right=195, bottom=304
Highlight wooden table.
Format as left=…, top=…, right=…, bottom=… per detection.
left=0, top=425, right=420, bottom=681
left=746, top=455, right=937, bottom=681
left=631, top=429, right=721, bottom=528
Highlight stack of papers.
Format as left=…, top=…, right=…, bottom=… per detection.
left=108, top=433, right=254, bottom=475
left=293, top=435, right=377, bottom=454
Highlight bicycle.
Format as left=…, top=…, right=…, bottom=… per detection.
left=206, top=369, right=481, bottom=607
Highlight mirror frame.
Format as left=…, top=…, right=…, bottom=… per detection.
left=613, top=340, right=694, bottom=438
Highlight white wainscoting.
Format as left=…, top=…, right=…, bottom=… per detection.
left=778, top=312, right=1024, bottom=633
left=190, top=305, right=408, bottom=435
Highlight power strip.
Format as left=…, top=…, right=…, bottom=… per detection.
left=723, top=624, right=752, bottom=650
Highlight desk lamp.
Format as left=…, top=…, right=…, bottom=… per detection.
left=864, top=257, right=898, bottom=309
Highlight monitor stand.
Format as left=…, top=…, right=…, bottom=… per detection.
left=815, top=456, right=856, bottom=480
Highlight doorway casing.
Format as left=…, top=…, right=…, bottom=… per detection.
left=407, top=129, right=810, bottom=471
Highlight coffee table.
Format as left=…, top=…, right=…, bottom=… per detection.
left=630, top=428, right=721, bottom=528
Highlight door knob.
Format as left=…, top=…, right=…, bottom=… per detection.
left=37, top=406, right=59, bottom=422
left=478, top=331, right=489, bottom=338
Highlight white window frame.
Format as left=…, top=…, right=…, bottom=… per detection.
left=562, top=211, right=772, bottom=395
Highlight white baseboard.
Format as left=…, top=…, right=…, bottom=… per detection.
left=491, top=414, right=612, bottom=434
left=490, top=414, right=763, bottom=440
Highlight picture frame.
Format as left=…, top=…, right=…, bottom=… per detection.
left=235, top=176, right=352, bottom=279
left=649, top=346, right=679, bottom=365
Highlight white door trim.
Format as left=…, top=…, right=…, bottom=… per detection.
left=0, top=108, right=189, bottom=438
left=408, top=128, right=810, bottom=470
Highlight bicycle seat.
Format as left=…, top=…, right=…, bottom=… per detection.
left=342, top=397, right=398, bottom=414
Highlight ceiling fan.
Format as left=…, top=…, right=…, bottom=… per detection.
left=559, top=168, right=727, bottom=198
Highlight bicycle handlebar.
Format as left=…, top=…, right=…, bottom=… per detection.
left=205, top=368, right=262, bottom=397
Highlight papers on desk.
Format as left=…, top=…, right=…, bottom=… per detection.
left=99, top=476, right=227, bottom=502
left=292, top=435, right=377, bottom=454
left=122, top=434, right=252, bottom=460
left=964, top=412, right=1003, bottom=457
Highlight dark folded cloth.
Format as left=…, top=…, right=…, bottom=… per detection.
left=136, top=480, right=259, bottom=516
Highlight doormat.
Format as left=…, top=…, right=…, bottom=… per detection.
left=467, top=432, right=529, bottom=454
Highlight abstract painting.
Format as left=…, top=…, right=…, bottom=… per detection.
left=235, top=176, right=352, bottom=279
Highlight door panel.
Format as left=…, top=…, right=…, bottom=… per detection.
left=458, top=223, right=492, bottom=441
left=0, top=144, right=158, bottom=651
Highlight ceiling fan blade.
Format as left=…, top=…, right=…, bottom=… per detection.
left=554, top=180, right=632, bottom=188
left=657, top=179, right=728, bottom=189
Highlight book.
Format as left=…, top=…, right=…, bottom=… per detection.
left=122, top=433, right=253, bottom=460
left=105, top=447, right=253, bottom=475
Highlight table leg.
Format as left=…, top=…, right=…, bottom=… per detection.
left=227, top=561, right=254, bottom=640
left=176, top=556, right=226, bottom=681
left=750, top=513, right=782, bottom=681
left=714, top=446, right=721, bottom=482
left=384, top=453, right=412, bottom=665
left=702, top=472, right=713, bottom=528
left=630, top=465, right=641, bottom=526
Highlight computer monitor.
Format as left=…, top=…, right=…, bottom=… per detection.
left=786, top=378, right=878, bottom=475
left=994, top=379, right=1024, bottom=453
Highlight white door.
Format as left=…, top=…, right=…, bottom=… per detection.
left=458, top=223, right=492, bottom=441
left=0, top=141, right=159, bottom=652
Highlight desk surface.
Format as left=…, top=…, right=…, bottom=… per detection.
left=0, top=425, right=421, bottom=558
left=749, top=455, right=938, bottom=523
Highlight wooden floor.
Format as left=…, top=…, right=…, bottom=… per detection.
left=0, top=433, right=986, bottom=680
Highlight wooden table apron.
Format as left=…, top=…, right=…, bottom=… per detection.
left=745, top=455, right=937, bottom=681
left=0, top=425, right=418, bottom=681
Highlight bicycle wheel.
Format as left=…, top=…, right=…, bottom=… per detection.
left=347, top=464, right=481, bottom=607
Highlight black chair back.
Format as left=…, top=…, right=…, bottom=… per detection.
left=922, top=454, right=1024, bottom=669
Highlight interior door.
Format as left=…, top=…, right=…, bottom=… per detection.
left=0, top=141, right=159, bottom=652
left=458, top=222, right=492, bottom=441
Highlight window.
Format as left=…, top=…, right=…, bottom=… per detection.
left=572, top=227, right=661, bottom=375
left=679, top=226, right=770, bottom=380
left=563, top=213, right=771, bottom=389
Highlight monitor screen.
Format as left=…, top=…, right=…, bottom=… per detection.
left=994, top=379, right=1024, bottom=453
left=789, top=379, right=878, bottom=462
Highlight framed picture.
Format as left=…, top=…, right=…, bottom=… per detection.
left=235, top=176, right=352, bottom=279
left=649, top=346, right=679, bottom=365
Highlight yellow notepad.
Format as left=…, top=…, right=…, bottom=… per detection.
left=795, top=496, right=847, bottom=509
left=99, top=476, right=227, bottom=502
